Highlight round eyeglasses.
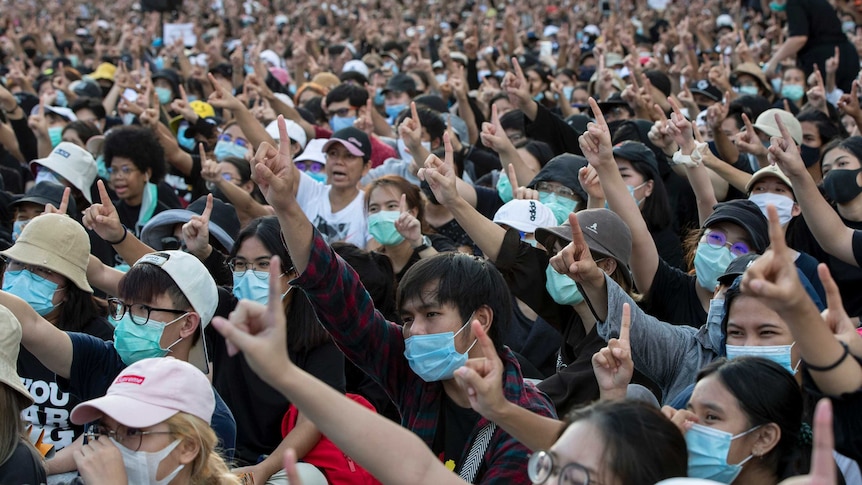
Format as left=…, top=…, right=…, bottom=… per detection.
left=528, top=450, right=592, bottom=485
left=704, top=229, right=751, bottom=257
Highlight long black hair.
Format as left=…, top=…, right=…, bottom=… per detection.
left=231, top=216, right=330, bottom=354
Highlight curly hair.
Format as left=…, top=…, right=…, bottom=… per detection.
left=103, top=125, right=167, bottom=182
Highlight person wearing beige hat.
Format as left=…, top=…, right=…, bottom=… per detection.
left=1, top=213, right=113, bottom=452
left=0, top=305, right=46, bottom=484
left=732, top=63, right=774, bottom=101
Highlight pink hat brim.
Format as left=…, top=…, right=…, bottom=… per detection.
left=71, top=394, right=178, bottom=428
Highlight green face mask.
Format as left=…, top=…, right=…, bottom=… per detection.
left=539, top=192, right=578, bottom=224
left=496, top=172, right=514, bottom=203
left=112, top=312, right=186, bottom=366
left=48, top=126, right=63, bottom=148
left=545, top=265, right=584, bottom=306
left=367, top=210, right=405, bottom=246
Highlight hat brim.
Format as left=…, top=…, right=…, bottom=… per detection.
left=71, top=393, right=178, bottom=428
left=0, top=242, right=93, bottom=293
left=322, top=138, right=364, bottom=158
left=690, top=89, right=721, bottom=102
left=535, top=223, right=633, bottom=288
left=141, top=210, right=235, bottom=253
left=0, top=359, right=33, bottom=407
left=11, top=195, right=55, bottom=208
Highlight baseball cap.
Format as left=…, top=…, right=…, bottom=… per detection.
left=260, top=49, right=283, bottom=68
left=71, top=78, right=102, bottom=99
left=745, top=164, right=793, bottom=194
left=753, top=108, right=802, bottom=145
left=11, top=182, right=77, bottom=217
left=265, top=119, right=308, bottom=149
left=715, top=14, right=734, bottom=30
left=717, top=253, right=760, bottom=286
left=689, top=79, right=722, bottom=102
left=30, top=105, right=76, bottom=122
left=0, top=306, right=33, bottom=408
left=322, top=127, right=372, bottom=161
left=535, top=209, right=633, bottom=287
left=342, top=60, right=370, bottom=78
left=140, top=196, right=240, bottom=253
left=493, top=200, right=557, bottom=234
left=189, top=100, right=216, bottom=119
left=382, top=73, right=417, bottom=94
left=702, top=199, right=770, bottom=253
left=0, top=213, right=93, bottom=293
left=71, top=357, right=215, bottom=428
left=133, top=251, right=218, bottom=372
left=30, top=142, right=97, bottom=203
left=612, top=140, right=659, bottom=175
left=295, top=138, right=328, bottom=165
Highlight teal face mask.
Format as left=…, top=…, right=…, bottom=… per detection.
left=496, top=172, right=514, bottom=203
left=111, top=312, right=186, bottom=366
left=693, top=242, right=734, bottom=291
left=214, top=140, right=248, bottom=161
left=738, top=85, right=759, bottom=96
left=686, top=423, right=759, bottom=483
left=2, top=269, right=59, bottom=315
left=177, top=125, right=197, bottom=152
left=539, top=192, right=578, bottom=224
left=155, top=86, right=173, bottom=105
left=96, top=154, right=109, bottom=180
left=780, top=84, right=804, bottom=102
left=48, top=126, right=64, bottom=148
left=545, top=265, right=584, bottom=306
left=367, top=210, right=405, bottom=246
left=769, top=1, right=786, bottom=12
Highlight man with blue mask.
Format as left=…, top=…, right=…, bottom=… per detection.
left=381, top=73, right=417, bottom=124
left=251, top=124, right=556, bottom=483
left=0, top=250, right=237, bottom=461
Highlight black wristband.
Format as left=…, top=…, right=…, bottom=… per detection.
left=106, top=226, right=128, bottom=245
left=804, top=341, right=851, bottom=372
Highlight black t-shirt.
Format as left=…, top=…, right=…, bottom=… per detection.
left=854, top=230, right=862, bottom=266
left=0, top=440, right=45, bottom=485
left=787, top=0, right=846, bottom=53
left=642, top=258, right=707, bottom=327
left=432, top=393, right=481, bottom=475
left=18, top=316, right=113, bottom=451
left=652, top=225, right=685, bottom=271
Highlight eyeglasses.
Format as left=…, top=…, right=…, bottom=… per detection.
left=535, top=182, right=578, bottom=201
left=328, top=107, right=355, bottom=118
left=107, top=298, right=189, bottom=326
left=217, top=134, right=249, bottom=148
left=295, top=161, right=325, bottom=173
left=4, top=259, right=57, bottom=280
left=107, top=165, right=140, bottom=177
left=159, top=236, right=185, bottom=251
left=229, top=257, right=273, bottom=276
left=528, top=451, right=592, bottom=485
left=704, top=229, right=751, bottom=257
left=86, top=423, right=174, bottom=452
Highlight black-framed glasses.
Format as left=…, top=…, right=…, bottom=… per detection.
left=528, top=450, right=592, bottom=485
left=107, top=298, right=188, bottom=326
left=86, top=423, right=174, bottom=451
left=328, top=107, right=355, bottom=118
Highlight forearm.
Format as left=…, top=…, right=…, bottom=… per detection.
left=212, top=179, right=271, bottom=222
left=371, top=109, right=395, bottom=139
left=233, top=105, right=275, bottom=150
left=276, top=201, right=314, bottom=274
left=446, top=196, right=506, bottom=262
left=455, top=94, right=479, bottom=145
left=703, top=156, right=752, bottom=193
left=713, top=130, right=739, bottom=164
left=684, top=163, right=719, bottom=226
left=768, top=36, right=808, bottom=69
left=792, top=174, right=857, bottom=264
left=272, top=366, right=464, bottom=485
left=46, top=435, right=83, bottom=475
left=265, top=92, right=315, bottom=141
left=86, top=255, right=124, bottom=296
left=112, top=231, right=156, bottom=269
left=489, top=401, right=564, bottom=452
left=498, top=148, right=537, bottom=186
left=256, top=417, right=321, bottom=479
left=36, top=134, right=53, bottom=158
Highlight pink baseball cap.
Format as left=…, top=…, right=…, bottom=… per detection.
left=70, top=357, right=215, bottom=428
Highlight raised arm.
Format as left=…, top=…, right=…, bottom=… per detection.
left=0, top=293, right=72, bottom=379
left=211, top=258, right=468, bottom=485
left=82, top=180, right=156, bottom=267
left=581, top=98, right=660, bottom=294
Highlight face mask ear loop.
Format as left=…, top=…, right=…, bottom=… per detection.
left=790, top=341, right=802, bottom=373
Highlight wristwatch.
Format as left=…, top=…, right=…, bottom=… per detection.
left=414, top=235, right=432, bottom=252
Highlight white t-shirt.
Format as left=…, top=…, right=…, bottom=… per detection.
left=296, top=171, right=369, bottom=247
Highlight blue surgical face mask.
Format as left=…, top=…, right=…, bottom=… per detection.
left=152, top=56, right=165, bottom=71
left=2, top=269, right=60, bottom=315
left=330, top=115, right=356, bottom=132
left=706, top=298, right=727, bottom=354
left=627, top=182, right=647, bottom=206
left=539, top=192, right=578, bottom=224
left=780, top=84, right=804, bottom=102
left=48, top=126, right=64, bottom=148
left=738, top=85, right=759, bottom=96
left=11, top=220, right=27, bottom=242
left=545, top=265, right=584, bottom=306
left=374, top=88, right=385, bottom=106
left=562, top=86, right=575, bottom=103
left=725, top=342, right=799, bottom=374
left=687, top=423, right=759, bottom=483
left=385, top=104, right=407, bottom=120
left=214, top=140, right=248, bottom=161
left=111, top=311, right=186, bottom=366
left=307, top=171, right=328, bottom=183
left=769, top=1, right=786, bottom=12
left=404, top=316, right=477, bottom=382
left=233, top=271, right=271, bottom=304
left=496, top=172, right=514, bottom=203
left=35, top=167, right=62, bottom=185
left=693, top=242, right=735, bottom=291
left=396, top=138, right=431, bottom=163
left=367, top=210, right=405, bottom=246
left=155, top=86, right=173, bottom=105
left=186, top=94, right=199, bottom=103
left=54, top=90, right=68, bottom=108
left=122, top=112, right=136, bottom=125
left=843, top=21, right=856, bottom=34
left=176, top=125, right=197, bottom=152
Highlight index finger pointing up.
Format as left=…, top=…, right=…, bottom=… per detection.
left=97, top=179, right=112, bottom=206
left=277, top=115, right=291, bottom=158
left=201, top=193, right=213, bottom=222
left=587, top=97, right=608, bottom=129
left=399, top=193, right=407, bottom=214
left=619, top=303, right=631, bottom=343
left=774, top=112, right=797, bottom=149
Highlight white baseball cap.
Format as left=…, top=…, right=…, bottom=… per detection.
left=30, top=142, right=98, bottom=203
left=294, top=138, right=328, bottom=165
left=342, top=60, right=370, bottom=78
left=266, top=119, right=307, bottom=149
left=493, top=199, right=557, bottom=234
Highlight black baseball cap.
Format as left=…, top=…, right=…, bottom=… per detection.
left=702, top=200, right=769, bottom=254
left=381, top=73, right=417, bottom=95
left=322, top=127, right=372, bottom=162
left=12, top=182, right=77, bottom=217
left=612, top=140, right=659, bottom=175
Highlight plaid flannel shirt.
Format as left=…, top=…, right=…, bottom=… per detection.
left=292, top=229, right=557, bottom=484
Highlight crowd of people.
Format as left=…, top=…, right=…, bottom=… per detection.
left=0, top=0, right=861, bottom=483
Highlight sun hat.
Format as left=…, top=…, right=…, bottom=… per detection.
left=140, top=196, right=240, bottom=252
left=29, top=142, right=97, bottom=203
left=745, top=164, right=793, bottom=194
left=0, top=306, right=34, bottom=408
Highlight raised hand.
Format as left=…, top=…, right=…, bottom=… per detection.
left=27, top=100, right=49, bottom=138
left=170, top=84, right=198, bottom=122
left=837, top=80, right=861, bottom=120
left=211, top=255, right=294, bottom=385
left=250, top=115, right=298, bottom=211
left=501, top=57, right=532, bottom=111
left=665, top=97, right=696, bottom=152
left=43, top=187, right=71, bottom=216
left=479, top=104, right=516, bottom=155
left=777, top=399, right=834, bottom=485
left=418, top=131, right=460, bottom=206
left=766, top=111, right=807, bottom=178
left=578, top=164, right=606, bottom=203
left=201, top=154, right=224, bottom=183
left=453, top=321, right=508, bottom=421
left=206, top=72, right=244, bottom=112
left=733, top=113, right=767, bottom=157
left=578, top=98, right=615, bottom=168
left=507, top=163, right=538, bottom=200
left=398, top=102, right=423, bottom=152
left=549, top=212, right=605, bottom=288
left=395, top=193, right=423, bottom=247
left=183, top=170, right=214, bottom=257
left=82, top=180, right=126, bottom=243
left=817, top=263, right=862, bottom=353
left=74, top=433, right=128, bottom=484
left=591, top=303, right=634, bottom=400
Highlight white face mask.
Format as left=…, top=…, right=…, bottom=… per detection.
left=111, top=437, right=184, bottom=485
left=748, top=192, right=795, bottom=226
